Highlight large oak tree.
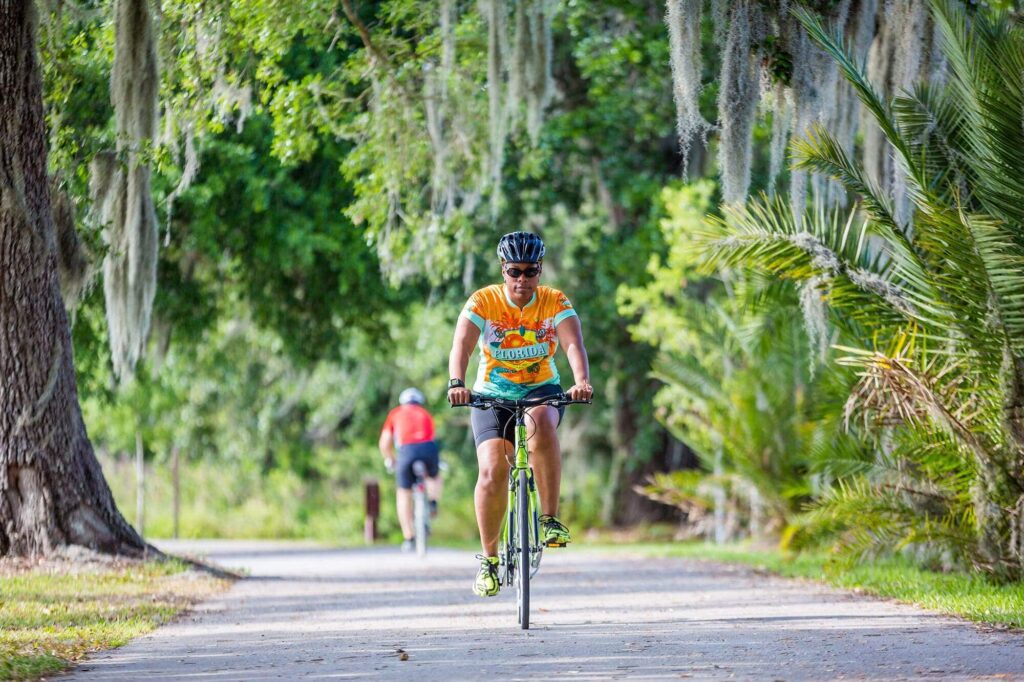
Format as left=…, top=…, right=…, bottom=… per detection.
left=0, top=1, right=143, bottom=556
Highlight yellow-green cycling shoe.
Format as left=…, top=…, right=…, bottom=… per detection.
left=539, top=514, right=571, bottom=547
left=473, top=554, right=500, bottom=597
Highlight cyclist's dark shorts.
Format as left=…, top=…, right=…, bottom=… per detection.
left=396, top=440, right=440, bottom=489
left=470, top=383, right=564, bottom=448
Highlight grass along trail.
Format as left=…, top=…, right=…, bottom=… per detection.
left=0, top=553, right=228, bottom=680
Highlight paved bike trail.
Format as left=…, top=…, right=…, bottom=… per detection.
left=67, top=540, right=1024, bottom=680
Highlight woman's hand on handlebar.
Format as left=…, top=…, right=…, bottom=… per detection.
left=567, top=381, right=594, bottom=402
left=448, top=386, right=472, bottom=406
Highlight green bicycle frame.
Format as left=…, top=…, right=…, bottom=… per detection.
left=503, top=415, right=541, bottom=581
left=457, top=391, right=587, bottom=628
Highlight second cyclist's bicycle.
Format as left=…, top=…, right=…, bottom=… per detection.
left=411, top=460, right=430, bottom=556
left=455, top=391, right=590, bottom=629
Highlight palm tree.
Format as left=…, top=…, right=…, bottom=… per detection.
left=621, top=183, right=829, bottom=543
left=642, top=290, right=824, bottom=542
left=698, top=1, right=1024, bottom=579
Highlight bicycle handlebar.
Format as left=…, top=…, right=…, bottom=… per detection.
left=450, top=392, right=592, bottom=410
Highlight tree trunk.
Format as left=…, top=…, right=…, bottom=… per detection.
left=171, top=445, right=180, bottom=539
left=0, top=1, right=144, bottom=557
left=1003, top=348, right=1024, bottom=574
left=135, top=430, right=145, bottom=539
left=609, top=376, right=692, bottom=526
left=965, top=344, right=1024, bottom=581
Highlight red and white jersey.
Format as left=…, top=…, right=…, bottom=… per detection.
left=381, top=404, right=435, bottom=447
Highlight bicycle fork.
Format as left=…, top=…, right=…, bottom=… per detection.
left=505, top=419, right=541, bottom=582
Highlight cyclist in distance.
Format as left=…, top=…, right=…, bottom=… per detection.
left=447, top=231, right=593, bottom=597
left=379, top=388, right=443, bottom=552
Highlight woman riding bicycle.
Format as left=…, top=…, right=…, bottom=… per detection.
left=447, top=231, right=593, bottom=597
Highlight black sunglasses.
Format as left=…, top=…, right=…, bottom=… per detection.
left=504, top=265, right=541, bottom=278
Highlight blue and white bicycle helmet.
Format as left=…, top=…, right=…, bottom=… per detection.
left=399, top=387, right=425, bottom=405
left=496, top=231, right=545, bottom=264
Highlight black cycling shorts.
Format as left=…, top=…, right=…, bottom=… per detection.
left=395, top=441, right=440, bottom=489
left=470, top=383, right=564, bottom=448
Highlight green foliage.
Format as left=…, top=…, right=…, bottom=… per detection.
left=698, top=1, right=1024, bottom=579
left=245, top=0, right=495, bottom=282
left=167, top=116, right=402, bottom=361
left=619, top=182, right=841, bottom=538
left=80, top=291, right=497, bottom=545
left=564, top=0, right=678, bottom=144
left=38, top=0, right=698, bottom=546
left=638, top=470, right=716, bottom=531
left=754, top=35, right=794, bottom=86
left=100, top=448, right=378, bottom=542
left=53, top=0, right=1024, bottom=568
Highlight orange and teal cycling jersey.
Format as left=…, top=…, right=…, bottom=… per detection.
left=461, top=284, right=578, bottom=399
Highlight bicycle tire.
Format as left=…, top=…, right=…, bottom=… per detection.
left=413, top=486, right=428, bottom=557
left=517, top=468, right=530, bottom=630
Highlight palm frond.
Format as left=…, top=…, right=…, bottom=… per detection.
left=958, top=208, right=1024, bottom=354
left=887, top=427, right=978, bottom=499
left=792, top=7, right=902, bottom=154
left=652, top=353, right=727, bottom=410
left=805, top=427, right=874, bottom=481
left=835, top=339, right=994, bottom=466
left=908, top=201, right=1024, bottom=363
left=700, top=197, right=941, bottom=331
left=789, top=125, right=941, bottom=309
left=801, top=476, right=977, bottom=569
left=637, top=470, right=714, bottom=517
left=892, top=82, right=973, bottom=201
left=931, top=0, right=1024, bottom=240
left=792, top=125, right=902, bottom=235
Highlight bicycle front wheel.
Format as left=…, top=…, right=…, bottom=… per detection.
left=517, top=468, right=530, bottom=630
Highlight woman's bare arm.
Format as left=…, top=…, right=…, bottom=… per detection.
left=556, top=315, right=593, bottom=400
left=447, top=315, right=480, bottom=404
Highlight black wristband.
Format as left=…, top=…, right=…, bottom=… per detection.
left=447, top=378, right=465, bottom=390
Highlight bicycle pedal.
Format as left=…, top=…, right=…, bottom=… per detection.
left=544, top=540, right=568, bottom=548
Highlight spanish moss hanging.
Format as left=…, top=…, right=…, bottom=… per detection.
left=96, top=0, right=160, bottom=380
left=717, top=1, right=763, bottom=204
left=666, top=0, right=710, bottom=175
left=663, top=0, right=949, bottom=220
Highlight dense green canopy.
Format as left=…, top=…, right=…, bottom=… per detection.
left=30, top=0, right=1024, bottom=579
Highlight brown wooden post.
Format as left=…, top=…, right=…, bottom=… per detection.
left=364, top=479, right=380, bottom=544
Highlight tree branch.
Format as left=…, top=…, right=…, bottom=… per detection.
left=340, top=0, right=388, bottom=69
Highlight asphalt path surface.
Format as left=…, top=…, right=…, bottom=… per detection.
left=67, top=540, right=1024, bottom=680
